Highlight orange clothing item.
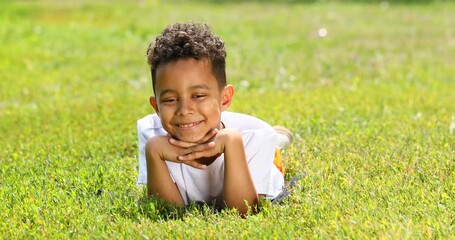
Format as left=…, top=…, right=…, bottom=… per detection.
left=274, top=148, right=285, bottom=174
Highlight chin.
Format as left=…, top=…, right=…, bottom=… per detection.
left=176, top=134, right=205, bottom=143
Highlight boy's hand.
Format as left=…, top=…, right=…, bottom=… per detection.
left=170, top=128, right=241, bottom=163
left=168, top=128, right=221, bottom=166
left=147, top=134, right=216, bottom=169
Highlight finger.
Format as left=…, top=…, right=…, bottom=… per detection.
left=198, top=128, right=219, bottom=144
left=173, top=141, right=215, bottom=156
left=178, top=150, right=217, bottom=161
left=186, top=141, right=215, bottom=154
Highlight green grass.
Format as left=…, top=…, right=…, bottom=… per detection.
left=1, top=0, right=454, bottom=238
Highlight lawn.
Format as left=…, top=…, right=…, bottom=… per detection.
left=0, top=0, right=454, bottom=238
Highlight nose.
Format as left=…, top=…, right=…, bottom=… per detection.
left=176, top=99, right=194, bottom=116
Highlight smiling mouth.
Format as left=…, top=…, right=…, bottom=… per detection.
left=177, top=121, right=203, bottom=129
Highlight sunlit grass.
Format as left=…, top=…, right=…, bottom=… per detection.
left=0, top=1, right=454, bottom=238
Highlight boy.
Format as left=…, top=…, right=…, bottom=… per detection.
left=137, top=23, right=291, bottom=215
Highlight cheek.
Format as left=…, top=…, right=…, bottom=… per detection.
left=202, top=105, right=221, bottom=118
left=157, top=109, right=172, bottom=124
left=205, top=99, right=222, bottom=109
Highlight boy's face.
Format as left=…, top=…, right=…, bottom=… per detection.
left=150, top=58, right=233, bottom=143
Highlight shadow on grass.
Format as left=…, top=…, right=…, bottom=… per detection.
left=136, top=195, right=223, bottom=221
left=109, top=166, right=306, bottom=221
left=134, top=175, right=305, bottom=221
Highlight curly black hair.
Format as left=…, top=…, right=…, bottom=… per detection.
left=146, top=23, right=227, bottom=94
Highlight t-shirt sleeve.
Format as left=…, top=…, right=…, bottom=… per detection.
left=242, top=127, right=280, bottom=197
left=137, top=121, right=149, bottom=185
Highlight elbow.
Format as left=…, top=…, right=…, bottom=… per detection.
left=226, top=196, right=260, bottom=217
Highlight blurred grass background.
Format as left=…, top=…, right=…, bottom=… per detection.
left=0, top=0, right=454, bottom=238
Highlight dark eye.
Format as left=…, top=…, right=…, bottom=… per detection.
left=193, top=94, right=206, bottom=99
left=162, top=98, right=177, bottom=103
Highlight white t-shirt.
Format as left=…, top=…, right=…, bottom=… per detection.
left=137, top=111, right=284, bottom=205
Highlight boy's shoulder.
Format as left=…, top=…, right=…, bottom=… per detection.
left=137, top=113, right=162, bottom=130
left=137, top=114, right=168, bottom=139
left=221, top=111, right=273, bottom=132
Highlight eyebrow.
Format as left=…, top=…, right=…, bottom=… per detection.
left=189, top=84, right=210, bottom=91
left=158, top=89, right=175, bottom=98
left=158, top=84, right=210, bottom=98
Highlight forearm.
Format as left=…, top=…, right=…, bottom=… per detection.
left=145, top=139, right=184, bottom=205
left=222, top=132, right=259, bottom=215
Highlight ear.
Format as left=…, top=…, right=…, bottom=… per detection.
left=220, top=85, right=234, bottom=111
left=149, top=96, right=159, bottom=114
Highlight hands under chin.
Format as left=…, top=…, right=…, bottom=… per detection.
left=167, top=128, right=223, bottom=168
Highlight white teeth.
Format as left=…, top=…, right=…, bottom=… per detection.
left=178, top=122, right=200, bottom=128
